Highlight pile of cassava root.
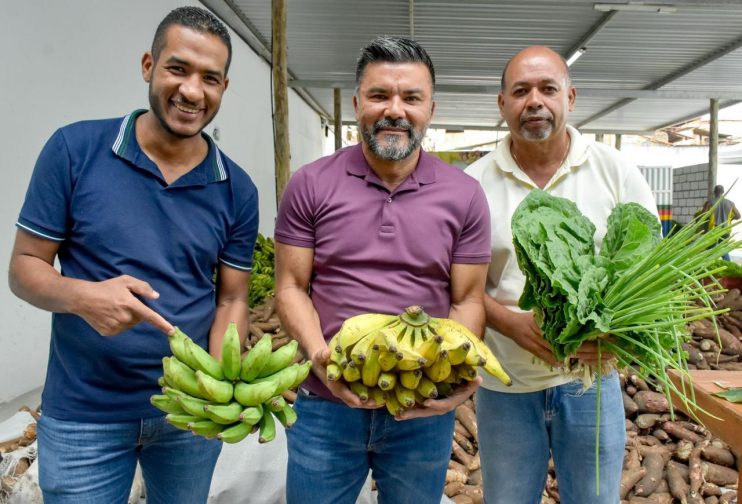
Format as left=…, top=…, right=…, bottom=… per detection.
left=684, top=288, right=742, bottom=371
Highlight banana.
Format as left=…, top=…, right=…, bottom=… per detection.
left=166, top=413, right=202, bottom=430
left=399, top=305, right=430, bottom=328
left=217, top=421, right=253, bottom=444
left=326, top=362, right=342, bottom=381
left=334, top=313, right=399, bottom=352
left=361, top=347, right=382, bottom=387
left=162, top=386, right=187, bottom=401
left=342, top=360, right=361, bottom=382
left=367, top=387, right=386, bottom=406
left=188, top=419, right=224, bottom=439
left=157, top=376, right=170, bottom=388
left=240, top=333, right=272, bottom=382
left=239, top=404, right=263, bottom=425
left=423, top=351, right=452, bottom=382
left=379, top=323, right=405, bottom=354
left=416, top=376, right=439, bottom=399
left=394, top=384, right=416, bottom=408
left=203, top=401, right=244, bottom=424
left=396, top=326, right=428, bottom=370
left=455, top=364, right=478, bottom=382
left=184, top=338, right=225, bottom=380
left=330, top=347, right=347, bottom=366
left=257, top=340, right=298, bottom=378
left=167, top=328, right=190, bottom=362
left=290, top=361, right=313, bottom=389
left=258, top=409, right=277, bottom=443
left=435, top=382, right=454, bottom=397
left=416, top=333, right=443, bottom=364
left=443, top=340, right=472, bottom=366
left=253, top=363, right=299, bottom=393
left=377, top=349, right=401, bottom=372
left=349, top=331, right=377, bottom=366
left=163, top=357, right=208, bottom=400
left=221, top=322, right=242, bottom=381
left=176, top=394, right=211, bottom=418
left=399, top=369, right=422, bottom=390
left=266, top=395, right=286, bottom=413
left=195, top=370, right=234, bottom=403
left=272, top=403, right=298, bottom=429
left=150, top=394, right=186, bottom=415
left=350, top=381, right=369, bottom=402
left=384, top=391, right=405, bottom=416
left=377, top=371, right=397, bottom=391
left=234, top=379, right=278, bottom=407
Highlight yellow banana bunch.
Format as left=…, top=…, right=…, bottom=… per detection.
left=327, top=305, right=511, bottom=417
left=152, top=326, right=310, bottom=443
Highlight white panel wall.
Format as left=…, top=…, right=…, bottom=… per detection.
left=0, top=1, right=324, bottom=406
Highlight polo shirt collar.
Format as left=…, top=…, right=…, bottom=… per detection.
left=493, top=124, right=590, bottom=187
left=111, top=109, right=228, bottom=185
left=344, top=143, right=437, bottom=189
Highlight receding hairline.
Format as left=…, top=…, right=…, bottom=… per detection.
left=500, top=47, right=571, bottom=91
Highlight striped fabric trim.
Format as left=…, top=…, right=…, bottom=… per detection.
left=111, top=112, right=134, bottom=156
left=210, top=138, right=228, bottom=182
left=219, top=258, right=252, bottom=271
left=16, top=222, right=65, bottom=241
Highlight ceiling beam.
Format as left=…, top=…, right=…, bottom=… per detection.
left=648, top=100, right=741, bottom=131
left=339, top=120, right=652, bottom=135
left=562, top=11, right=617, bottom=64
left=577, top=33, right=742, bottom=128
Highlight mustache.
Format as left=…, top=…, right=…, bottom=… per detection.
left=521, top=112, right=553, bottom=123
left=373, top=118, right=413, bottom=134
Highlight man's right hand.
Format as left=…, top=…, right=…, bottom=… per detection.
left=310, top=347, right=382, bottom=409
left=500, top=310, right=559, bottom=367
left=72, top=275, right=174, bottom=336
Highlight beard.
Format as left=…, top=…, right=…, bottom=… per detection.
left=519, top=112, right=554, bottom=141
left=360, top=117, right=426, bottom=161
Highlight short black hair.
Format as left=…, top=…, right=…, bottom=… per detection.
left=151, top=6, right=232, bottom=74
left=355, top=36, right=435, bottom=88
left=714, top=184, right=724, bottom=196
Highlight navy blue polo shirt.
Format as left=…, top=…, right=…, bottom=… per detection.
left=17, top=110, right=259, bottom=422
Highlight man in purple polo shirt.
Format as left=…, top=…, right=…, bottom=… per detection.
left=274, top=36, right=491, bottom=503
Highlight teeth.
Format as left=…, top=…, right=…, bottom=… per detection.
left=174, top=102, right=200, bottom=114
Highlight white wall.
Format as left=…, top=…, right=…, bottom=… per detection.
left=0, top=1, right=324, bottom=406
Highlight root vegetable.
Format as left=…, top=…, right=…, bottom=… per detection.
left=620, top=466, right=647, bottom=499
left=701, top=445, right=735, bottom=467
left=634, top=450, right=667, bottom=496
left=701, top=461, right=738, bottom=486
left=633, top=391, right=669, bottom=414
left=455, top=404, right=478, bottom=440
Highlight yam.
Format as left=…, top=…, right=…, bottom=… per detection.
left=455, top=404, right=478, bottom=440
left=634, top=391, right=669, bottom=414
left=701, top=445, right=735, bottom=467
left=634, top=450, right=667, bottom=496
left=700, top=461, right=738, bottom=486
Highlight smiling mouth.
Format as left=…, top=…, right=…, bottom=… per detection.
left=173, top=102, right=202, bottom=114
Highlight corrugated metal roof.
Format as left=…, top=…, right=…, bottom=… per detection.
left=205, top=0, right=742, bottom=133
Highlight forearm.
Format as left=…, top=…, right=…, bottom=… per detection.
left=448, top=298, right=485, bottom=337
left=209, top=298, right=249, bottom=358
left=275, top=286, right=326, bottom=360
left=483, top=293, right=513, bottom=334
left=9, top=254, right=87, bottom=314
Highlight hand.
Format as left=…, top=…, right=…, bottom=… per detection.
left=572, top=339, right=616, bottom=367
left=73, top=275, right=173, bottom=336
left=310, top=347, right=381, bottom=409
left=396, top=376, right=481, bottom=421
left=500, top=311, right=559, bottom=367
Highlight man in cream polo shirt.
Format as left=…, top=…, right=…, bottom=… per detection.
left=466, top=46, right=658, bottom=504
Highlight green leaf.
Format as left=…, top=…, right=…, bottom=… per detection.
left=600, top=202, right=661, bottom=272
left=712, top=387, right=742, bottom=403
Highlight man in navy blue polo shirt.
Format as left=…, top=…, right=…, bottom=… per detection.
left=8, top=7, right=258, bottom=503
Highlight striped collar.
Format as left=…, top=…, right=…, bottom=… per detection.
left=111, top=109, right=228, bottom=184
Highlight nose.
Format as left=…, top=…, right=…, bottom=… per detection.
left=525, top=89, right=544, bottom=110
left=384, top=95, right=405, bottom=119
left=179, top=74, right=204, bottom=103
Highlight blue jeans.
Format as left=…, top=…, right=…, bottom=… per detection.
left=286, top=390, right=455, bottom=504
left=37, top=414, right=222, bottom=504
left=475, top=373, right=625, bottom=504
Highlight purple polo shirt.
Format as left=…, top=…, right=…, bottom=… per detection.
left=275, top=144, right=491, bottom=400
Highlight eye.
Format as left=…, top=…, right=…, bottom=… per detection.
left=405, top=96, right=421, bottom=103
left=513, top=88, right=527, bottom=96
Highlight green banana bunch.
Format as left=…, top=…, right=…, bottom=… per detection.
left=326, top=305, right=511, bottom=416
left=152, top=326, right=311, bottom=443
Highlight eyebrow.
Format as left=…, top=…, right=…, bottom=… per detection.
left=365, top=86, right=425, bottom=95
left=164, top=56, right=224, bottom=79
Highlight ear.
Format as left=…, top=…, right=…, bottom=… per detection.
left=497, top=93, right=505, bottom=113
left=567, top=85, right=576, bottom=112
left=141, top=52, right=154, bottom=83
left=352, top=94, right=360, bottom=119
left=223, top=76, right=230, bottom=92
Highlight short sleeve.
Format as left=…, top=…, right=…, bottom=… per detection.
left=17, top=129, right=74, bottom=241
left=274, top=168, right=316, bottom=248
left=452, top=183, right=492, bottom=264
left=620, top=163, right=660, bottom=219
left=220, top=175, right=260, bottom=271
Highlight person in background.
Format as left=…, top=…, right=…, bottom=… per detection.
left=703, top=184, right=740, bottom=260
left=8, top=7, right=258, bottom=503
left=274, top=36, right=491, bottom=503
left=465, top=45, right=658, bottom=504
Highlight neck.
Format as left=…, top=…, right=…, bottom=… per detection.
left=361, top=143, right=421, bottom=192
left=510, top=131, right=570, bottom=189
left=136, top=112, right=208, bottom=178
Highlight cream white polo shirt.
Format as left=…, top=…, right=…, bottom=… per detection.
left=465, top=125, right=658, bottom=393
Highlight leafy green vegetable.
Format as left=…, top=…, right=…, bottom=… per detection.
left=712, top=387, right=742, bottom=403
left=709, top=258, right=742, bottom=278
left=248, top=233, right=275, bottom=307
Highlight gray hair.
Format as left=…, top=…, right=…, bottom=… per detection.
left=355, top=36, right=435, bottom=88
